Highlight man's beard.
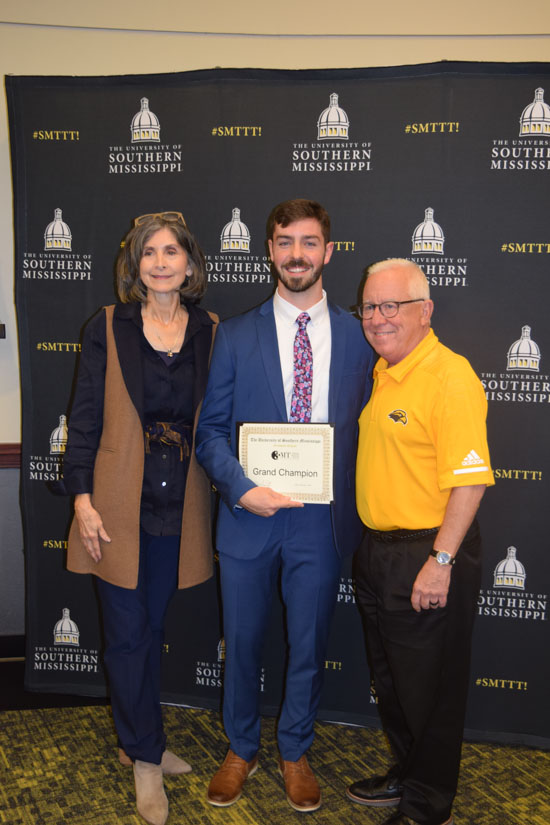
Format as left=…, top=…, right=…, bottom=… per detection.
left=276, top=258, right=323, bottom=293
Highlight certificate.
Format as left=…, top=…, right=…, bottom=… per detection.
left=238, top=422, right=334, bottom=504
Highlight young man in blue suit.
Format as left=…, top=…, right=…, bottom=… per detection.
left=196, top=199, right=374, bottom=812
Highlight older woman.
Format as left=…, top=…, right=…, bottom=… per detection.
left=63, top=211, right=217, bottom=825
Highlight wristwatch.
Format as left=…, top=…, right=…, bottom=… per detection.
left=430, top=549, right=456, bottom=566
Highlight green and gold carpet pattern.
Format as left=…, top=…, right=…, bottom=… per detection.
left=0, top=705, right=548, bottom=824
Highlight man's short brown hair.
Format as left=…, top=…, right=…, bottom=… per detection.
left=266, top=198, right=331, bottom=244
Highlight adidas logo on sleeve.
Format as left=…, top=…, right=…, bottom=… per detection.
left=453, top=450, right=489, bottom=475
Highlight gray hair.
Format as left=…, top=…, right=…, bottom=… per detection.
left=366, top=258, right=430, bottom=300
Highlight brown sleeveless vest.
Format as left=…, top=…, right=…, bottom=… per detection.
left=67, top=304, right=215, bottom=589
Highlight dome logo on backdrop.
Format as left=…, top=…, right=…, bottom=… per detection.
left=406, top=207, right=469, bottom=288
left=491, top=87, right=550, bottom=171
left=28, top=414, right=68, bottom=482
left=54, top=607, right=80, bottom=645
left=131, top=97, right=160, bottom=143
left=108, top=96, right=183, bottom=175
left=411, top=208, right=445, bottom=256
left=481, top=326, right=548, bottom=404
left=205, top=206, right=272, bottom=287
left=33, top=608, right=99, bottom=674
left=44, top=208, right=71, bottom=251
left=519, top=87, right=550, bottom=136
left=291, top=91, right=373, bottom=174
left=49, top=415, right=68, bottom=455
left=506, top=326, right=540, bottom=372
left=317, top=93, right=350, bottom=140
left=220, top=208, right=251, bottom=253
left=21, top=208, right=93, bottom=282
left=478, top=546, right=547, bottom=622
left=494, top=547, right=526, bottom=590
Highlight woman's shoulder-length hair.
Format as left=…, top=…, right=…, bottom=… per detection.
left=116, top=214, right=207, bottom=304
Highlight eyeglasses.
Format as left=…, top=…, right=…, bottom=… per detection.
left=356, top=299, right=425, bottom=319
left=134, top=211, right=187, bottom=227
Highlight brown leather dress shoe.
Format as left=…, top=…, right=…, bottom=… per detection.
left=278, top=755, right=321, bottom=812
left=207, top=749, right=258, bottom=806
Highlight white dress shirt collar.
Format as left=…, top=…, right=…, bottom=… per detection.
left=273, top=288, right=328, bottom=327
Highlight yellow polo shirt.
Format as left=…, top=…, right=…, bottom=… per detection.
left=356, top=329, right=494, bottom=531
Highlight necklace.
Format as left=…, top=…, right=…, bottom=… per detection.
left=144, top=309, right=185, bottom=357
left=151, top=326, right=182, bottom=357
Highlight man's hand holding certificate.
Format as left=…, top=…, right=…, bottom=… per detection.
left=238, top=422, right=334, bottom=504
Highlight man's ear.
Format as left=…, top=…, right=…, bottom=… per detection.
left=323, top=241, right=335, bottom=265
left=421, top=299, right=434, bottom=325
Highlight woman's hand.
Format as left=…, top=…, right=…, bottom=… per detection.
left=74, top=493, right=111, bottom=562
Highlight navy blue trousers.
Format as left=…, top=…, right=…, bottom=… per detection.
left=219, top=504, right=341, bottom=762
left=96, top=530, right=179, bottom=764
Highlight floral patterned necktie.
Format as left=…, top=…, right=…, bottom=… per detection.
left=289, top=312, right=312, bottom=423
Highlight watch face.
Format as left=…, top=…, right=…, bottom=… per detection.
left=437, top=551, right=451, bottom=565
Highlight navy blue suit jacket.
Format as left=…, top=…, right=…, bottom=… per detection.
left=195, top=296, right=374, bottom=560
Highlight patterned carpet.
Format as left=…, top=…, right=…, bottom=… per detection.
left=0, top=705, right=548, bottom=825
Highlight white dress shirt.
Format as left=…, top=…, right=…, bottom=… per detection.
left=273, top=288, right=332, bottom=423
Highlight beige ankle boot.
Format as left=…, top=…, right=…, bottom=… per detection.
left=133, top=760, right=168, bottom=825
left=160, top=750, right=192, bottom=775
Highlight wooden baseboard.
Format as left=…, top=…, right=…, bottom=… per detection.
left=0, top=444, right=22, bottom=469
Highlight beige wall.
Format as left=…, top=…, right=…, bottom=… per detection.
left=1, top=1, right=549, bottom=439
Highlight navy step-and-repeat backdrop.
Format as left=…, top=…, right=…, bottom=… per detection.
left=6, top=62, right=549, bottom=748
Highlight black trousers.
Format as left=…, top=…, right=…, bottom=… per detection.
left=354, top=521, right=481, bottom=825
